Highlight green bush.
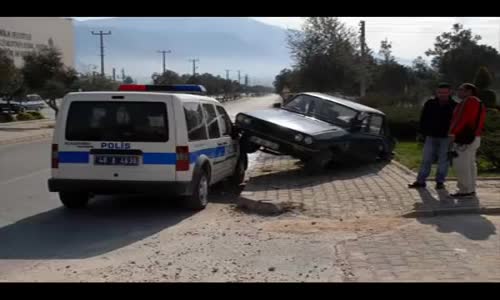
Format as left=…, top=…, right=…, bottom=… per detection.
left=380, top=106, right=421, bottom=141
left=27, top=111, right=44, bottom=120
left=478, top=110, right=500, bottom=170
left=478, top=89, right=497, bottom=108
left=0, top=113, right=15, bottom=123
left=15, top=112, right=35, bottom=121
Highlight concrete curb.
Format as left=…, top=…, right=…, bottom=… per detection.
left=0, top=132, right=52, bottom=146
left=403, top=206, right=500, bottom=218
left=391, top=160, right=500, bottom=181
left=0, top=119, right=55, bottom=127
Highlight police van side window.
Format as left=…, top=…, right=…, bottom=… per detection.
left=202, top=104, right=221, bottom=139
left=183, top=102, right=208, bottom=141
left=216, top=106, right=232, bottom=136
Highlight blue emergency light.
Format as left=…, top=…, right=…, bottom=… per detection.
left=118, top=84, right=207, bottom=95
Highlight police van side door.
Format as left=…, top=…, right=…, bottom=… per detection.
left=200, top=102, right=227, bottom=184
left=216, top=105, right=238, bottom=178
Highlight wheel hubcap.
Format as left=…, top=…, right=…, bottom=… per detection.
left=199, top=176, right=208, bottom=205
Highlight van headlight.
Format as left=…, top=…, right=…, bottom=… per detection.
left=304, top=136, right=313, bottom=145
left=294, top=134, right=304, bottom=142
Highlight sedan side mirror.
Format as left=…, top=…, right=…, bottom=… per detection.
left=273, top=102, right=282, bottom=108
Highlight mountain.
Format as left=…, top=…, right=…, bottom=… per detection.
left=74, top=17, right=294, bottom=86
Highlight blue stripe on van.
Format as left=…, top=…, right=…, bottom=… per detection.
left=59, top=152, right=90, bottom=163
left=58, top=146, right=227, bottom=165
left=142, top=153, right=177, bottom=165
left=189, top=146, right=226, bottom=163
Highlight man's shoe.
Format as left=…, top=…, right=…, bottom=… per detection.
left=408, top=182, right=426, bottom=189
left=435, top=183, right=445, bottom=190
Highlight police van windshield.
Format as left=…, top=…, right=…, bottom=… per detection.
left=65, top=101, right=169, bottom=142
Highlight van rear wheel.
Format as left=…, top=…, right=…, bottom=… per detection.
left=59, top=192, right=89, bottom=209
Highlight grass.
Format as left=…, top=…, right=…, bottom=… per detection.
left=395, top=141, right=500, bottom=178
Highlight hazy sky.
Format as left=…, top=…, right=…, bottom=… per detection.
left=73, top=17, right=500, bottom=66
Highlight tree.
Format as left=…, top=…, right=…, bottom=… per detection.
left=287, top=17, right=361, bottom=94
left=474, top=66, right=493, bottom=90
left=474, top=66, right=497, bottom=108
left=0, top=48, right=24, bottom=109
left=123, top=76, right=134, bottom=84
left=74, top=73, right=120, bottom=91
left=379, top=38, right=395, bottom=64
left=425, top=23, right=482, bottom=69
left=440, top=43, right=500, bottom=86
left=152, top=70, right=182, bottom=85
left=273, top=68, right=302, bottom=95
left=21, top=47, right=78, bottom=114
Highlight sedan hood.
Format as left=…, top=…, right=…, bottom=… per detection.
left=243, top=108, right=346, bottom=135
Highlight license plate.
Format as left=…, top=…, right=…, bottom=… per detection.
left=94, top=155, right=140, bottom=166
left=250, top=136, right=279, bottom=150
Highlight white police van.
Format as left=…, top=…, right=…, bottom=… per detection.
left=48, top=84, right=247, bottom=210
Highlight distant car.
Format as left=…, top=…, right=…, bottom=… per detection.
left=0, top=99, right=25, bottom=114
left=15, top=94, right=46, bottom=111
left=236, top=92, right=396, bottom=170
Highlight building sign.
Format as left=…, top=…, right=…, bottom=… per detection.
left=0, top=28, right=49, bottom=58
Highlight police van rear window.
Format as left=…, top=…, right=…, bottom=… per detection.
left=65, top=101, right=169, bottom=142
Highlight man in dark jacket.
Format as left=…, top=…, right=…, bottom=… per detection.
left=408, top=83, right=457, bottom=190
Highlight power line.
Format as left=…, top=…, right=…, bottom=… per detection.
left=91, top=30, right=112, bottom=77
left=157, top=50, right=171, bottom=74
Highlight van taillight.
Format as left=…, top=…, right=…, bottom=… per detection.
left=176, top=146, right=190, bottom=171
left=52, top=144, right=59, bottom=169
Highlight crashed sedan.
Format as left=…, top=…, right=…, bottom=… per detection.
left=236, top=92, right=395, bottom=170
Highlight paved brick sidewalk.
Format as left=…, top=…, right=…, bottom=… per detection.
left=0, top=120, right=54, bottom=145
left=241, top=152, right=500, bottom=219
left=336, top=214, right=500, bottom=281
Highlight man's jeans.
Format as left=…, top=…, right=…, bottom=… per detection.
left=416, top=137, right=451, bottom=184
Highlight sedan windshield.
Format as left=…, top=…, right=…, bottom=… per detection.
left=283, top=95, right=358, bottom=127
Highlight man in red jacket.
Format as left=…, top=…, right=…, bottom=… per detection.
left=448, top=83, right=487, bottom=198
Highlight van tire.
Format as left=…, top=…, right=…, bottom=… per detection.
left=186, top=171, right=209, bottom=210
left=59, top=192, right=89, bottom=209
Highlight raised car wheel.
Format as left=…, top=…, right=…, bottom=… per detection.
left=59, top=192, right=89, bottom=209
left=186, top=170, right=209, bottom=210
left=230, top=154, right=247, bottom=186
left=304, top=151, right=333, bottom=174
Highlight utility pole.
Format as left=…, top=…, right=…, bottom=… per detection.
left=245, top=74, right=249, bottom=87
left=157, top=50, right=171, bottom=74
left=359, top=20, right=366, bottom=97
left=225, top=69, right=231, bottom=81
left=189, top=58, right=199, bottom=77
left=112, top=68, right=116, bottom=81
left=91, top=30, right=112, bottom=77
left=237, top=70, right=241, bottom=84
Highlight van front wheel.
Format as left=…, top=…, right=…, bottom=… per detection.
left=59, top=192, right=89, bottom=209
left=185, top=171, right=209, bottom=210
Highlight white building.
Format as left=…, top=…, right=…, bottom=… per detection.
left=0, top=17, right=74, bottom=68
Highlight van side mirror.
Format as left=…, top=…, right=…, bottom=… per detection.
left=273, top=102, right=282, bottom=108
